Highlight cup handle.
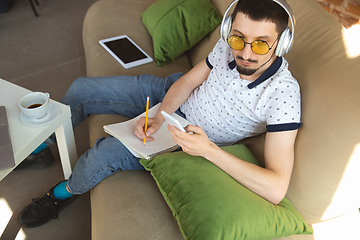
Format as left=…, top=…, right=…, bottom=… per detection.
left=45, top=92, right=50, bottom=100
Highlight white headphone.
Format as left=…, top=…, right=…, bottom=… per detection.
left=220, top=0, right=296, bottom=57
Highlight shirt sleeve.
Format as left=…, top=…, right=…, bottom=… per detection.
left=205, top=57, right=213, bottom=69
left=206, top=38, right=226, bottom=70
left=264, top=77, right=302, bottom=132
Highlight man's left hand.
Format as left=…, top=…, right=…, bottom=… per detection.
left=167, top=124, right=217, bottom=158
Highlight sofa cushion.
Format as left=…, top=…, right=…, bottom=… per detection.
left=140, top=144, right=313, bottom=240
left=141, top=0, right=222, bottom=66
left=91, top=170, right=184, bottom=240
left=83, top=0, right=193, bottom=78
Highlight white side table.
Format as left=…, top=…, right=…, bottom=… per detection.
left=0, top=78, right=77, bottom=180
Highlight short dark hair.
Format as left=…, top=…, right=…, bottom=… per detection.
left=231, top=0, right=289, bottom=35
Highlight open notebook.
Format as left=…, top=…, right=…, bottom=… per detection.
left=0, top=106, right=15, bottom=170
left=103, top=103, right=191, bottom=160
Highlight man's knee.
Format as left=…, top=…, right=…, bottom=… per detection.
left=68, top=77, right=90, bottom=94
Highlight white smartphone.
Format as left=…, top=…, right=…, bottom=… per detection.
left=161, top=111, right=186, bottom=133
left=99, top=35, right=153, bottom=69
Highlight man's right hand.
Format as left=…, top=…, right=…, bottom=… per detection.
left=134, top=116, right=163, bottom=142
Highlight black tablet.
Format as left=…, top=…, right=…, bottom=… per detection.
left=99, top=35, right=153, bottom=69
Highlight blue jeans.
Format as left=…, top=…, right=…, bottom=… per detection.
left=51, top=73, right=184, bottom=194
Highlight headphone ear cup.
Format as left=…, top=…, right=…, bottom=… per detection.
left=275, top=27, right=291, bottom=57
left=221, top=15, right=232, bottom=41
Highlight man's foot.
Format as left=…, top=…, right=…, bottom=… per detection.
left=14, top=147, right=54, bottom=170
left=18, top=181, right=78, bottom=228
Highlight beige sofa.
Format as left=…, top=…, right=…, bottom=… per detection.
left=82, top=0, right=360, bottom=239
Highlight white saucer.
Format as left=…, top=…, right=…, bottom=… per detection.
left=20, top=102, right=59, bottom=127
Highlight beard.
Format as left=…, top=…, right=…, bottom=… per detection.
left=237, top=65, right=258, bottom=76
left=236, top=56, right=259, bottom=76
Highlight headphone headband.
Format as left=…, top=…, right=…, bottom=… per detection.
left=220, top=0, right=296, bottom=56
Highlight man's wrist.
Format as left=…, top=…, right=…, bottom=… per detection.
left=203, top=142, right=220, bottom=162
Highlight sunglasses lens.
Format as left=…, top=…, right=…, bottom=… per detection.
left=251, top=41, right=270, bottom=55
left=228, top=36, right=245, bottom=51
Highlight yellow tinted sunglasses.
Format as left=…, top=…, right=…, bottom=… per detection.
left=227, top=35, right=278, bottom=55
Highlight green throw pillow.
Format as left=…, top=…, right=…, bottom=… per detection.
left=140, top=144, right=313, bottom=240
left=141, top=0, right=222, bottom=66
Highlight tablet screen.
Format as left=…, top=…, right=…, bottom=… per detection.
left=104, top=38, right=148, bottom=64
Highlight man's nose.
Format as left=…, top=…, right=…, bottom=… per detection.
left=241, top=43, right=255, bottom=60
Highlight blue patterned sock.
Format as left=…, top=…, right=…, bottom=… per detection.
left=32, top=142, right=48, bottom=154
left=53, top=181, right=74, bottom=200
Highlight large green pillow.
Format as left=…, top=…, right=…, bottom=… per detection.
left=140, top=144, right=313, bottom=240
left=141, top=0, right=222, bottom=66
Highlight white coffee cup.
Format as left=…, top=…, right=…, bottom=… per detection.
left=18, top=92, right=50, bottom=119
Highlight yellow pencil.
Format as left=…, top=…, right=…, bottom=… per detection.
left=143, top=96, right=150, bottom=145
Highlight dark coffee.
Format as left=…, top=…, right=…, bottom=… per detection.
left=27, top=104, right=42, bottom=109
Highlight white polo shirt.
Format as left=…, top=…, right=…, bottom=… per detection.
left=180, top=38, right=301, bottom=146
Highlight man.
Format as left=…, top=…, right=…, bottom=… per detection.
left=19, top=0, right=301, bottom=228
